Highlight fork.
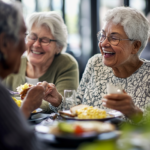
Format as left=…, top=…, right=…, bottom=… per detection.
left=8, top=90, right=19, bottom=95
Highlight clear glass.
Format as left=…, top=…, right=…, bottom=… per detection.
left=63, top=90, right=77, bottom=110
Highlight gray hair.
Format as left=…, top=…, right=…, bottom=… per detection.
left=103, top=6, right=150, bottom=56
left=26, top=12, right=68, bottom=52
left=0, top=1, right=23, bottom=44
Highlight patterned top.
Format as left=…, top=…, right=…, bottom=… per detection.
left=52, top=54, right=150, bottom=123
left=76, top=54, right=150, bottom=109
left=75, top=54, right=150, bottom=123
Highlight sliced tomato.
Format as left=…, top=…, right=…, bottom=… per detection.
left=74, top=125, right=84, bottom=135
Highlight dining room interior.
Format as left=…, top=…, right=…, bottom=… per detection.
left=1, top=0, right=150, bottom=150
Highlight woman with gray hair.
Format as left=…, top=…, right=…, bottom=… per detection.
left=3, top=11, right=79, bottom=113
left=0, top=1, right=50, bottom=149
left=46, top=6, right=150, bottom=123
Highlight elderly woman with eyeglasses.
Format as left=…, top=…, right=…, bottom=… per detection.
left=45, top=7, right=150, bottom=123
left=3, top=11, right=79, bottom=113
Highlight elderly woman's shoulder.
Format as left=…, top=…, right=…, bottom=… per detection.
left=88, top=53, right=102, bottom=63
left=56, top=53, right=78, bottom=64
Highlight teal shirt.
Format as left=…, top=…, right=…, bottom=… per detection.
left=3, top=53, right=79, bottom=113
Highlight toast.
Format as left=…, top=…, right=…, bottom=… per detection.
left=70, top=104, right=89, bottom=116
left=59, top=104, right=89, bottom=117
left=16, top=83, right=34, bottom=100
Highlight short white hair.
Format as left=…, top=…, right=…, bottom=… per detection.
left=103, top=6, right=150, bottom=56
left=26, top=11, right=68, bottom=52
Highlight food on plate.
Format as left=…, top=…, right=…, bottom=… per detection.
left=12, top=97, right=22, bottom=107
left=16, top=83, right=34, bottom=100
left=59, top=104, right=108, bottom=119
left=12, top=97, right=37, bottom=113
left=48, top=121, right=115, bottom=135
left=70, top=104, right=89, bottom=116
left=76, top=106, right=107, bottom=119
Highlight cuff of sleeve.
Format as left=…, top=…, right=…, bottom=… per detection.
left=49, top=94, right=64, bottom=113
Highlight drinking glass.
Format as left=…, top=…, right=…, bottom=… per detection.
left=63, top=90, right=77, bottom=110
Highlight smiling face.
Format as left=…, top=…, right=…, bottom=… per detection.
left=26, top=24, right=59, bottom=67
left=99, top=22, right=135, bottom=68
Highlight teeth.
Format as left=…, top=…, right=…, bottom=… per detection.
left=32, top=51, right=42, bottom=54
left=103, top=50, right=114, bottom=54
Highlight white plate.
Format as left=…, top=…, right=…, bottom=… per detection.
left=59, top=110, right=122, bottom=121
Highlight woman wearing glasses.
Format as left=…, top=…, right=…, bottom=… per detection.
left=46, top=7, right=150, bottom=123
left=3, top=12, right=79, bottom=113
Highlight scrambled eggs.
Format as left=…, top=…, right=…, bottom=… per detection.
left=76, top=106, right=107, bottom=119
left=12, top=97, right=36, bottom=113
left=12, top=97, right=22, bottom=107
left=16, top=83, right=33, bottom=93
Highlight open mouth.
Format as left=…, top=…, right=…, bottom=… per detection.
left=31, top=50, right=45, bottom=55
left=103, top=50, right=115, bottom=56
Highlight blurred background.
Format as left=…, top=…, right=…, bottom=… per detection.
left=2, top=0, right=150, bottom=80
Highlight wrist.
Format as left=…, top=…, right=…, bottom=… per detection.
left=129, top=106, right=143, bottom=123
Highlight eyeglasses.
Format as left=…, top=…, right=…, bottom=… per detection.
left=26, top=33, right=57, bottom=46
left=97, top=31, right=134, bottom=46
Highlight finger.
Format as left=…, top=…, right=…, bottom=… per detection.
left=102, top=98, right=130, bottom=108
left=104, top=93, right=130, bottom=100
left=40, top=81, right=49, bottom=90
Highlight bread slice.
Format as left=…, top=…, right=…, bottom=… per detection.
left=16, top=83, right=34, bottom=100
left=59, top=110, right=76, bottom=117
left=70, top=104, right=89, bottom=116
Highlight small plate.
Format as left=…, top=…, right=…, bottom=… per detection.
left=28, top=113, right=51, bottom=124
left=59, top=110, right=122, bottom=121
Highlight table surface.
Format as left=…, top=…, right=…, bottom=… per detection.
left=29, top=113, right=123, bottom=150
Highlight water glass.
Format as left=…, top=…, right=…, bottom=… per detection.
left=63, top=90, right=77, bottom=110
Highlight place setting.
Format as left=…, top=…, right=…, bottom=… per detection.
left=33, top=88, right=122, bottom=148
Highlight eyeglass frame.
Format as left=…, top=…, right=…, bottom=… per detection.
left=97, top=31, right=134, bottom=46
left=25, top=33, right=57, bottom=46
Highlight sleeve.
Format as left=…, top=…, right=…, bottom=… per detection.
left=76, top=57, right=93, bottom=105
left=55, top=55, right=79, bottom=96
left=49, top=57, right=94, bottom=112
left=0, top=84, right=43, bottom=150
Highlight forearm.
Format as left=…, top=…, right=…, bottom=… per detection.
left=127, top=106, right=143, bottom=123
left=20, top=105, right=31, bottom=119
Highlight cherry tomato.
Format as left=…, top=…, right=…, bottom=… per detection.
left=74, top=125, right=84, bottom=135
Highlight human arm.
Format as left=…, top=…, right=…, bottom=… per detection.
left=0, top=83, right=44, bottom=150
left=21, top=81, right=49, bottom=118
left=102, top=93, right=143, bottom=123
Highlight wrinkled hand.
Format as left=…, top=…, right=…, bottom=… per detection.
left=43, top=83, right=62, bottom=107
left=21, top=81, right=49, bottom=118
left=102, top=93, right=143, bottom=122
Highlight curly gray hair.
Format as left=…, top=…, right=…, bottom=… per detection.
left=26, top=12, right=68, bottom=52
left=0, top=1, right=23, bottom=44
left=103, top=6, right=150, bottom=56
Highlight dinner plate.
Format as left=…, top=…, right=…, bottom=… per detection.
left=35, top=125, right=98, bottom=142
left=35, top=122, right=117, bottom=146
left=59, top=110, right=122, bottom=121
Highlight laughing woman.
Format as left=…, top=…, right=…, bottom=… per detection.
left=3, top=12, right=79, bottom=113
left=44, top=7, right=150, bottom=124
